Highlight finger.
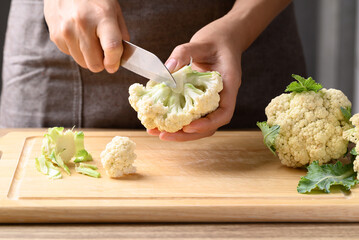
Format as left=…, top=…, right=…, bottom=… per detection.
left=49, top=24, right=71, bottom=55
left=183, top=68, right=240, bottom=133
left=97, top=18, right=123, bottom=73
left=182, top=107, right=232, bottom=134
left=117, top=5, right=130, bottom=41
left=79, top=34, right=105, bottom=73
left=50, top=33, right=70, bottom=55
left=166, top=42, right=216, bottom=72
left=147, top=128, right=161, bottom=136
left=54, top=38, right=70, bottom=55
left=159, top=130, right=216, bottom=142
left=62, top=28, right=87, bottom=69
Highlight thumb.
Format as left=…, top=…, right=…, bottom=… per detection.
left=165, top=42, right=212, bottom=72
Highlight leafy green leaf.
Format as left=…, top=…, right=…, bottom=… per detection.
left=351, top=148, right=358, bottom=156
left=285, top=74, right=323, bottom=93
left=75, top=166, right=101, bottom=178
left=297, top=161, right=358, bottom=193
left=340, top=106, right=352, bottom=123
left=256, top=121, right=280, bottom=154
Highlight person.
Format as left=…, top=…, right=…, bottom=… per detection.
left=0, top=0, right=306, bottom=141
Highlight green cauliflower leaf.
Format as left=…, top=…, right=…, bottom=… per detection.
left=285, top=74, right=323, bottom=93
left=256, top=121, right=280, bottom=155
left=297, top=161, right=358, bottom=193
left=340, top=106, right=352, bottom=123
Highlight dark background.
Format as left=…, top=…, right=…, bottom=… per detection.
left=0, top=0, right=356, bottom=108
left=0, top=0, right=318, bottom=91
left=0, top=0, right=11, bottom=92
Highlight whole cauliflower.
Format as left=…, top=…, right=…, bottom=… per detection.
left=128, top=65, right=223, bottom=133
left=258, top=75, right=351, bottom=168
left=100, top=136, right=137, bottom=178
left=343, top=114, right=359, bottom=178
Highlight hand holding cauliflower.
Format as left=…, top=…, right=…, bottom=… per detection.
left=258, top=75, right=352, bottom=168
left=100, top=136, right=137, bottom=178
left=129, top=65, right=223, bottom=133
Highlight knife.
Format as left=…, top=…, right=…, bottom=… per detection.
left=120, top=41, right=176, bottom=88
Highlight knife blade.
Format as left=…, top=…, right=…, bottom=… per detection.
left=120, top=41, right=176, bottom=88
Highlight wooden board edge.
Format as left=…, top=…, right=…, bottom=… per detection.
left=0, top=204, right=358, bottom=223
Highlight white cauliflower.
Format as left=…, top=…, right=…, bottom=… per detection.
left=100, top=136, right=137, bottom=178
left=258, top=75, right=352, bottom=168
left=128, top=65, right=223, bottom=133
left=343, top=114, right=359, bottom=178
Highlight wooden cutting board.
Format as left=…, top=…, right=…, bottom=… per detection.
left=0, top=130, right=358, bottom=223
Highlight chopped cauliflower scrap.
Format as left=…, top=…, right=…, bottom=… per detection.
left=128, top=65, right=223, bottom=133
left=100, top=136, right=137, bottom=178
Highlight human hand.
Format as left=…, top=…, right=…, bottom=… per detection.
left=44, top=0, right=129, bottom=73
left=147, top=16, right=242, bottom=141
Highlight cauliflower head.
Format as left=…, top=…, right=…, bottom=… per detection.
left=100, top=136, right=137, bottom=178
left=258, top=75, right=352, bottom=168
left=128, top=65, right=223, bottom=133
left=343, top=114, right=359, bottom=178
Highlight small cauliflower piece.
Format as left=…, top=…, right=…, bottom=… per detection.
left=258, top=75, right=352, bottom=168
left=343, top=114, right=359, bottom=178
left=100, top=136, right=137, bottom=178
left=128, top=65, right=223, bottom=133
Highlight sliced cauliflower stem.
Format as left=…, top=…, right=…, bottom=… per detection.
left=259, top=75, right=352, bottom=168
left=36, top=127, right=93, bottom=178
left=100, top=136, right=137, bottom=178
left=128, top=65, right=223, bottom=133
left=343, top=114, right=359, bottom=178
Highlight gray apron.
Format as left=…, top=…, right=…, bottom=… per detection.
left=0, top=0, right=306, bottom=129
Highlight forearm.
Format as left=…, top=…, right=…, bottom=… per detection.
left=224, top=0, right=291, bottom=52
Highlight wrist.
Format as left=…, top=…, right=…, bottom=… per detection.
left=219, top=13, right=249, bottom=53
left=222, top=0, right=291, bottom=52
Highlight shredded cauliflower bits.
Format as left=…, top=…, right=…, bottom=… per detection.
left=100, top=136, right=137, bottom=178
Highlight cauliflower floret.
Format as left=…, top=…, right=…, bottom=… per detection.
left=262, top=75, right=351, bottom=168
left=100, top=136, right=137, bottom=178
left=343, top=114, right=359, bottom=178
left=128, top=65, right=223, bottom=133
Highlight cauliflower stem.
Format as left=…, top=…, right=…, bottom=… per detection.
left=35, top=127, right=99, bottom=179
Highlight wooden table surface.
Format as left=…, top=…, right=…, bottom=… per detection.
left=0, top=129, right=358, bottom=239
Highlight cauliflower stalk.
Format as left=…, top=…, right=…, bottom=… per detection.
left=100, top=136, right=137, bottom=178
left=128, top=65, right=223, bottom=132
left=258, top=74, right=352, bottom=168
left=36, top=127, right=94, bottom=179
